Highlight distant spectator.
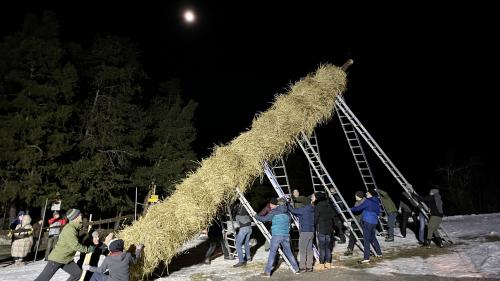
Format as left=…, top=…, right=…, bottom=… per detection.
left=45, top=211, right=67, bottom=260
left=31, top=218, right=44, bottom=254
left=10, top=214, right=33, bottom=266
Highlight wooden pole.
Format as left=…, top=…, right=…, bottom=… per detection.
left=33, top=198, right=48, bottom=262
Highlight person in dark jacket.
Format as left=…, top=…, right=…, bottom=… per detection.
left=313, top=191, right=335, bottom=271
left=84, top=239, right=143, bottom=281
left=78, top=230, right=110, bottom=281
left=351, top=189, right=383, bottom=264
left=256, top=197, right=299, bottom=277
left=233, top=203, right=253, bottom=267
left=413, top=189, right=444, bottom=247
left=292, top=189, right=310, bottom=208
left=287, top=196, right=315, bottom=272
left=328, top=188, right=346, bottom=244
left=377, top=189, right=398, bottom=242
left=344, top=191, right=365, bottom=256
left=398, top=191, right=421, bottom=240
left=204, top=217, right=232, bottom=264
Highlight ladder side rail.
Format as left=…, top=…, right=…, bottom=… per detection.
left=308, top=131, right=323, bottom=192
left=235, top=188, right=297, bottom=272
left=296, top=133, right=374, bottom=254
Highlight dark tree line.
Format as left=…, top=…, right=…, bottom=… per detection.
left=0, top=11, right=198, bottom=220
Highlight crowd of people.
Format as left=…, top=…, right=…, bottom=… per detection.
left=6, top=208, right=143, bottom=281
left=203, top=187, right=445, bottom=277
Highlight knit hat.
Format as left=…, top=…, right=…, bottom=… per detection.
left=429, top=189, right=439, bottom=195
left=108, top=239, right=124, bottom=252
left=66, top=208, right=81, bottom=221
left=270, top=198, right=279, bottom=205
left=17, top=211, right=25, bottom=217
left=355, top=191, right=365, bottom=198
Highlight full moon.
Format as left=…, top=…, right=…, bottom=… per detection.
left=184, top=10, right=195, bottom=23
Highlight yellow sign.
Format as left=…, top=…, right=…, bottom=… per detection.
left=148, top=195, right=159, bottom=203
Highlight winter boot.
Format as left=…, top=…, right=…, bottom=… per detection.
left=325, top=262, right=332, bottom=270
left=422, top=239, right=431, bottom=248
left=344, top=249, right=353, bottom=256
left=435, top=237, right=444, bottom=248
left=204, top=257, right=211, bottom=264
left=313, top=263, right=325, bottom=272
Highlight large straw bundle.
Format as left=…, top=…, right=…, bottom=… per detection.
left=119, top=63, right=348, bottom=276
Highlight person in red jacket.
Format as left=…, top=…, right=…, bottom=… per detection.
left=45, top=211, right=67, bottom=260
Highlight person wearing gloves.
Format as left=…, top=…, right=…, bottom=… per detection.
left=34, top=209, right=97, bottom=281
left=84, top=238, right=143, bottom=281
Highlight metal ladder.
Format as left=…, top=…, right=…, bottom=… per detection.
left=264, top=161, right=320, bottom=261
left=235, top=188, right=297, bottom=272
left=221, top=205, right=238, bottom=258
left=307, top=131, right=323, bottom=193
left=334, top=96, right=453, bottom=243
left=336, top=107, right=389, bottom=233
left=295, top=132, right=374, bottom=254
left=269, top=157, right=293, bottom=201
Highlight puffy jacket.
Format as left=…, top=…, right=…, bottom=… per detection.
left=256, top=205, right=290, bottom=236
left=351, top=197, right=380, bottom=225
left=288, top=203, right=314, bottom=232
left=314, top=200, right=335, bottom=235
left=48, top=220, right=90, bottom=264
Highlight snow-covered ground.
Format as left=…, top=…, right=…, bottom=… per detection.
left=1, top=213, right=499, bottom=280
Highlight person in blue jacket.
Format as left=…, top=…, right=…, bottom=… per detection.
left=255, top=197, right=300, bottom=277
left=350, top=189, right=383, bottom=263
left=287, top=196, right=315, bottom=272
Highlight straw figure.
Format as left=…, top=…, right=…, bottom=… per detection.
left=119, top=62, right=350, bottom=278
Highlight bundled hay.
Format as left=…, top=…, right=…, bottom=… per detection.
left=119, top=63, right=348, bottom=277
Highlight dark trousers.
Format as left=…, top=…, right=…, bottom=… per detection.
left=205, top=237, right=230, bottom=258
left=34, top=261, right=82, bottom=281
left=347, top=220, right=362, bottom=250
left=45, top=236, right=59, bottom=260
left=317, top=233, right=332, bottom=263
left=333, top=216, right=345, bottom=241
left=362, top=222, right=382, bottom=260
left=90, top=272, right=108, bottom=281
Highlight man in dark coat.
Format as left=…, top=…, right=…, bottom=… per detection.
left=413, top=189, right=444, bottom=248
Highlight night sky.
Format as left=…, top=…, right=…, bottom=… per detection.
left=1, top=2, right=499, bottom=196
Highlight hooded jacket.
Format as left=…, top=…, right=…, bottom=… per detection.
left=413, top=189, right=443, bottom=217
left=89, top=249, right=141, bottom=281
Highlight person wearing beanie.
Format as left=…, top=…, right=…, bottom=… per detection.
left=84, top=239, right=144, bottom=281
left=351, top=189, right=383, bottom=264
left=412, top=189, right=444, bottom=248
left=344, top=191, right=366, bottom=256
left=9, top=211, right=25, bottom=232
left=287, top=192, right=315, bottom=272
left=35, top=209, right=97, bottom=281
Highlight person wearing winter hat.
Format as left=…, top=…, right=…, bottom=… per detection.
left=84, top=239, right=144, bottom=281
left=34, top=209, right=97, bottom=281
left=413, top=189, right=444, bottom=248
left=9, top=211, right=25, bottom=232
